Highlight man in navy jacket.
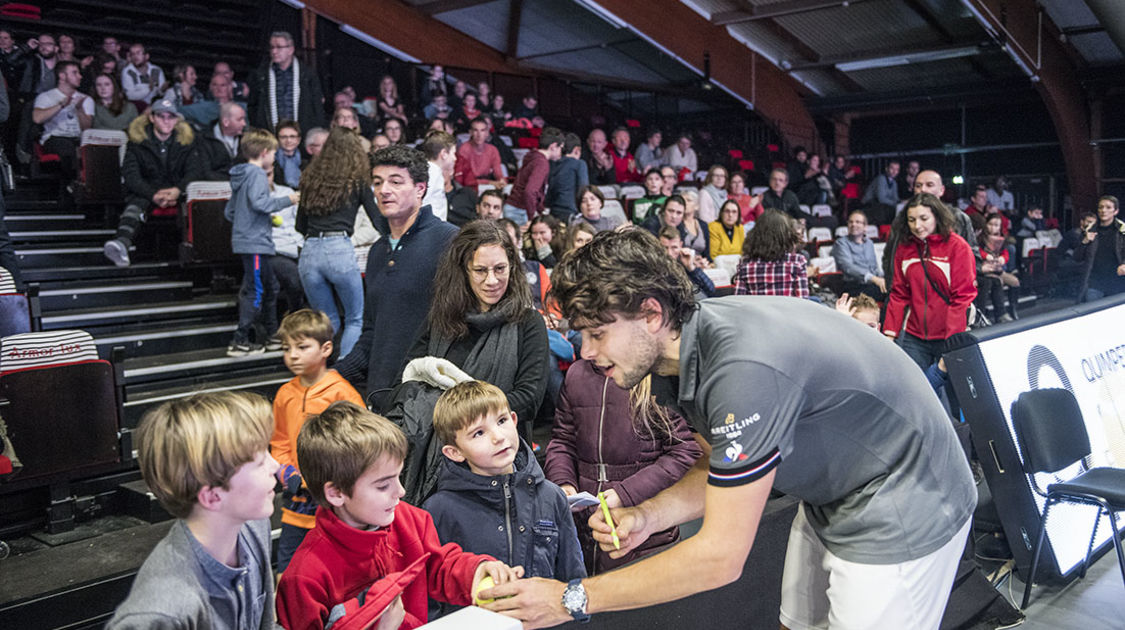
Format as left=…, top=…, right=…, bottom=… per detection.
left=335, top=145, right=458, bottom=403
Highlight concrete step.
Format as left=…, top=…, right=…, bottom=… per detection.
left=10, top=229, right=116, bottom=244
left=15, top=245, right=124, bottom=268
left=121, top=369, right=291, bottom=428
left=38, top=279, right=195, bottom=311
left=4, top=213, right=89, bottom=231
left=39, top=296, right=237, bottom=330
left=93, top=321, right=237, bottom=360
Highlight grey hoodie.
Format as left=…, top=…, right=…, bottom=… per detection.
left=224, top=162, right=290, bottom=255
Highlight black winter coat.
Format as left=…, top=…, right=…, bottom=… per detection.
left=122, top=115, right=202, bottom=209
left=194, top=125, right=236, bottom=181
left=424, top=440, right=586, bottom=582
left=246, top=59, right=326, bottom=131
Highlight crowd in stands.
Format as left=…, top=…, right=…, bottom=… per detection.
left=2, top=24, right=1124, bottom=630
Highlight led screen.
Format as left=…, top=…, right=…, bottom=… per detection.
left=975, top=305, right=1125, bottom=575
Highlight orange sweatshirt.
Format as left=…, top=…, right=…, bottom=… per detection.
left=271, top=370, right=363, bottom=528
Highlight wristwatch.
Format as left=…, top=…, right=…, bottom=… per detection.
left=561, top=578, right=590, bottom=623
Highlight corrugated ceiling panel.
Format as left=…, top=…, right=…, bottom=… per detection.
left=516, top=0, right=621, bottom=59
left=844, top=57, right=981, bottom=92
left=679, top=0, right=739, bottom=19
left=526, top=48, right=671, bottom=85
left=790, top=68, right=853, bottom=96
left=1068, top=32, right=1123, bottom=66
left=1039, top=0, right=1098, bottom=29
left=726, top=21, right=802, bottom=65
left=776, top=0, right=943, bottom=61
left=432, top=1, right=510, bottom=53
left=611, top=39, right=699, bottom=82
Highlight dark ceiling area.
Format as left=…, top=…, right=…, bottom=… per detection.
left=403, top=0, right=1124, bottom=114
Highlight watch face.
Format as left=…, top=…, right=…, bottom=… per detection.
left=563, top=584, right=586, bottom=611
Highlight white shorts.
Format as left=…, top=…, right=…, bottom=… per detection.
left=779, top=504, right=970, bottom=630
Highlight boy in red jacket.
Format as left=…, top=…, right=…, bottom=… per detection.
left=276, top=401, right=523, bottom=630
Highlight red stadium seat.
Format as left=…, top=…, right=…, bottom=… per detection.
left=77, top=129, right=126, bottom=204
left=181, top=181, right=233, bottom=263
left=0, top=331, right=121, bottom=486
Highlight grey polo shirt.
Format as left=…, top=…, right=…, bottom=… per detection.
left=664, top=296, right=975, bottom=564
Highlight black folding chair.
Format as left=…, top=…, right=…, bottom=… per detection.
left=1010, top=388, right=1125, bottom=608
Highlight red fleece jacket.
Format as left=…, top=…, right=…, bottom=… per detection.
left=276, top=505, right=491, bottom=629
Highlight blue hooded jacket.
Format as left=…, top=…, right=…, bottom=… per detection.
left=423, top=439, right=586, bottom=582
left=225, top=162, right=291, bottom=255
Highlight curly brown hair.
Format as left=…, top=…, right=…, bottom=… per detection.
left=741, top=209, right=800, bottom=261
left=428, top=220, right=534, bottom=340
left=299, top=126, right=372, bottom=216
left=550, top=228, right=695, bottom=331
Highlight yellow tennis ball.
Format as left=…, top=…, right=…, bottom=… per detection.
left=271, top=214, right=283, bottom=227
left=473, top=575, right=496, bottom=606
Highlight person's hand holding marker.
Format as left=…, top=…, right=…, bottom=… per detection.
left=588, top=494, right=654, bottom=559
left=598, top=491, right=620, bottom=550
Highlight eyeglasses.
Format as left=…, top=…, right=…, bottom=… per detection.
left=270, top=44, right=293, bottom=50
left=469, top=263, right=510, bottom=282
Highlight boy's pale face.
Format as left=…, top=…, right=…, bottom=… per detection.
left=854, top=308, right=880, bottom=329
left=442, top=409, right=519, bottom=477
left=281, top=335, right=332, bottom=384
left=259, top=149, right=276, bottom=172
left=213, top=451, right=278, bottom=522
left=328, top=455, right=405, bottom=529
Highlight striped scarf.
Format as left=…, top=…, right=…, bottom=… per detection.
left=267, top=59, right=301, bottom=129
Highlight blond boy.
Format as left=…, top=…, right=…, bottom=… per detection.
left=424, top=381, right=585, bottom=582
left=277, top=401, right=522, bottom=630
left=106, top=392, right=279, bottom=629
left=272, top=309, right=364, bottom=571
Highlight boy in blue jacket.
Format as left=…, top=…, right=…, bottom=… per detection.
left=224, top=128, right=299, bottom=356
left=423, top=380, right=585, bottom=589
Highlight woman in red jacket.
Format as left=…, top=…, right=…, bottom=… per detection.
left=883, top=193, right=977, bottom=369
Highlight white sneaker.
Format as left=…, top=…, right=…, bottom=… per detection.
left=103, top=239, right=130, bottom=267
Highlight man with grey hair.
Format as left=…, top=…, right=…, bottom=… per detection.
left=195, top=101, right=245, bottom=180
left=303, top=127, right=328, bottom=157
left=248, top=31, right=324, bottom=131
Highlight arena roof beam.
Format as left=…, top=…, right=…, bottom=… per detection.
left=784, top=41, right=989, bottom=72
left=302, top=0, right=514, bottom=72
left=961, top=0, right=1098, bottom=214
left=712, top=0, right=870, bottom=25
left=506, top=0, right=524, bottom=60
left=417, top=0, right=497, bottom=16
left=903, top=0, right=997, bottom=81
left=758, top=19, right=865, bottom=93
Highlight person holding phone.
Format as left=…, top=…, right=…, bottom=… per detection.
left=1075, top=195, right=1125, bottom=302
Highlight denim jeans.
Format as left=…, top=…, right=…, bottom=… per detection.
left=271, top=254, right=306, bottom=314
left=276, top=522, right=310, bottom=573
left=896, top=332, right=946, bottom=372
left=235, top=253, right=278, bottom=345
left=1085, top=287, right=1106, bottom=302
left=503, top=203, right=529, bottom=225
left=298, top=236, right=364, bottom=356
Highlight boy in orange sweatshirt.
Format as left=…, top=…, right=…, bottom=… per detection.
left=271, top=308, right=364, bottom=571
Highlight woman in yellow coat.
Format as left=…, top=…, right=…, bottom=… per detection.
left=710, top=199, right=745, bottom=258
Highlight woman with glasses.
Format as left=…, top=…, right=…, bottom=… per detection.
left=403, top=220, right=548, bottom=443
